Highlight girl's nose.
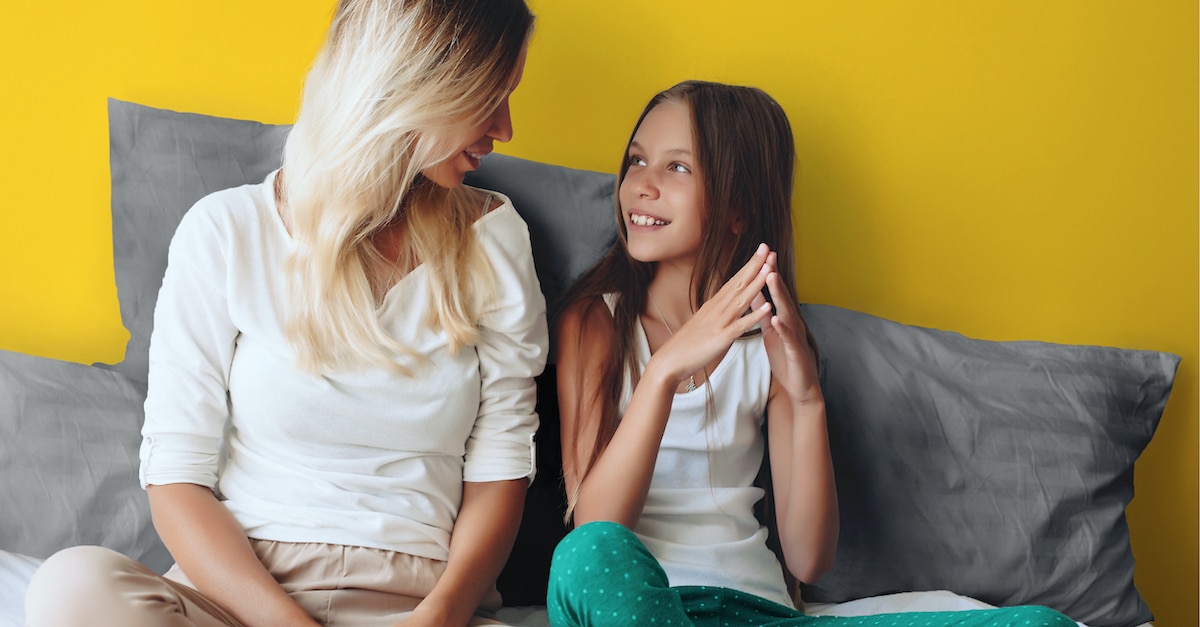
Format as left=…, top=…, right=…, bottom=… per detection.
left=631, top=169, right=659, bottom=198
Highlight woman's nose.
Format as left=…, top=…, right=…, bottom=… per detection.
left=486, top=97, right=514, bottom=143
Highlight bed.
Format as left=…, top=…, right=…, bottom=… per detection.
left=0, top=100, right=1178, bottom=627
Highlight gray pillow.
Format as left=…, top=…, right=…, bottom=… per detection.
left=98, top=99, right=290, bottom=383
left=798, top=304, right=1180, bottom=627
left=0, top=350, right=172, bottom=573
left=463, top=153, right=616, bottom=323
left=100, top=98, right=616, bottom=380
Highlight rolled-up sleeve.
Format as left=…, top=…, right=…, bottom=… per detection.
left=463, top=205, right=549, bottom=484
left=139, top=197, right=238, bottom=490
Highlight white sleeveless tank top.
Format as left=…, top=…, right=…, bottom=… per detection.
left=606, top=294, right=793, bottom=607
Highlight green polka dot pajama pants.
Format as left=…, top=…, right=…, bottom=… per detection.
left=547, top=522, right=1077, bottom=627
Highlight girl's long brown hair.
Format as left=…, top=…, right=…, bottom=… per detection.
left=557, top=80, right=803, bottom=596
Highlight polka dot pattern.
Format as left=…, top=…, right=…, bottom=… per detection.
left=547, top=523, right=1076, bottom=627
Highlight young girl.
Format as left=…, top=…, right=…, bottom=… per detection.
left=548, top=81, right=1076, bottom=627
left=26, top=2, right=543, bottom=626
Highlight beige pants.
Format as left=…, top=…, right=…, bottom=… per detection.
left=24, top=541, right=506, bottom=626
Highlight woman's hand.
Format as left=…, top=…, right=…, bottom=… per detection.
left=393, top=604, right=448, bottom=627
left=147, top=483, right=321, bottom=627
left=646, top=243, right=775, bottom=386
left=754, top=251, right=822, bottom=406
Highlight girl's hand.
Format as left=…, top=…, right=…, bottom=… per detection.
left=648, top=244, right=775, bottom=386
left=755, top=252, right=822, bottom=405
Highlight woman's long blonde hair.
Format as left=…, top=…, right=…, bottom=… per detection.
left=281, top=0, right=533, bottom=373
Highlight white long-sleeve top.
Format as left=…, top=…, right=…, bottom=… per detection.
left=140, top=171, right=548, bottom=561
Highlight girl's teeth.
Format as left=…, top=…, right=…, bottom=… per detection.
left=632, top=214, right=668, bottom=226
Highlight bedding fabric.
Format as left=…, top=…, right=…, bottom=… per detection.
left=0, top=350, right=171, bottom=572
left=0, top=550, right=1113, bottom=627
left=798, top=304, right=1179, bottom=627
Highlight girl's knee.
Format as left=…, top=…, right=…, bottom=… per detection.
left=969, top=605, right=1077, bottom=627
left=552, top=522, right=634, bottom=561
left=1017, top=605, right=1077, bottom=627
left=551, top=521, right=654, bottom=583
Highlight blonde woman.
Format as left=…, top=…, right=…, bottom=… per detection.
left=26, top=1, right=542, bottom=626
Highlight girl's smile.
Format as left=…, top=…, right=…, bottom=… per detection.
left=620, top=99, right=703, bottom=265
left=629, top=212, right=670, bottom=227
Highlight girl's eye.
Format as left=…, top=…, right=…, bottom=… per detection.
left=669, top=162, right=691, bottom=174
left=628, top=155, right=647, bottom=167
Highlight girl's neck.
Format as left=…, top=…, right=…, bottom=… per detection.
left=646, top=262, right=696, bottom=324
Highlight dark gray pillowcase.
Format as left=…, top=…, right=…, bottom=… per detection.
left=798, top=303, right=1179, bottom=627
left=99, top=98, right=616, bottom=381
left=0, top=350, right=172, bottom=573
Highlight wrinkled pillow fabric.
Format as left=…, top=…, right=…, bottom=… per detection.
left=0, top=350, right=172, bottom=573
left=798, top=304, right=1179, bottom=627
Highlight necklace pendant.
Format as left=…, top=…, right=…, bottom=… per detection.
left=685, top=376, right=697, bottom=392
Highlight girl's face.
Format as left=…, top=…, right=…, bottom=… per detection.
left=620, top=100, right=704, bottom=267
left=421, top=43, right=529, bottom=189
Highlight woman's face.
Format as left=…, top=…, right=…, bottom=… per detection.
left=619, top=100, right=705, bottom=267
left=421, top=43, right=529, bottom=189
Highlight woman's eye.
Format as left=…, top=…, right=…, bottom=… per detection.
left=669, top=162, right=691, bottom=174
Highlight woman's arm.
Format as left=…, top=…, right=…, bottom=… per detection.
left=147, top=483, right=320, bottom=627
left=142, top=197, right=317, bottom=626
left=399, top=207, right=545, bottom=625
left=401, top=479, right=526, bottom=627
left=759, top=255, right=839, bottom=583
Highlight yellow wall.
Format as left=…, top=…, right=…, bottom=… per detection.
left=1, top=1, right=1195, bottom=624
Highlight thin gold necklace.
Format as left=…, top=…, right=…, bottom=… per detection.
left=648, top=295, right=698, bottom=392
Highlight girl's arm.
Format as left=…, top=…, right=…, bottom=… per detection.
left=401, top=479, right=526, bottom=627
left=765, top=384, right=838, bottom=583
left=759, top=255, right=839, bottom=583
left=558, top=297, right=678, bottom=528
left=147, top=484, right=320, bottom=627
left=561, top=245, right=777, bottom=528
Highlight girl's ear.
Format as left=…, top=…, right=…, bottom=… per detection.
left=730, top=213, right=746, bottom=235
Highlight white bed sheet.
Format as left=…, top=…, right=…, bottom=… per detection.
left=0, top=549, right=1131, bottom=627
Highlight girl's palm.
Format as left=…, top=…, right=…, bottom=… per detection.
left=655, top=247, right=774, bottom=384
left=757, top=263, right=821, bottom=404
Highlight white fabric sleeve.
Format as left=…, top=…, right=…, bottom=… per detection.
left=464, top=207, right=548, bottom=484
left=139, top=196, right=239, bottom=490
